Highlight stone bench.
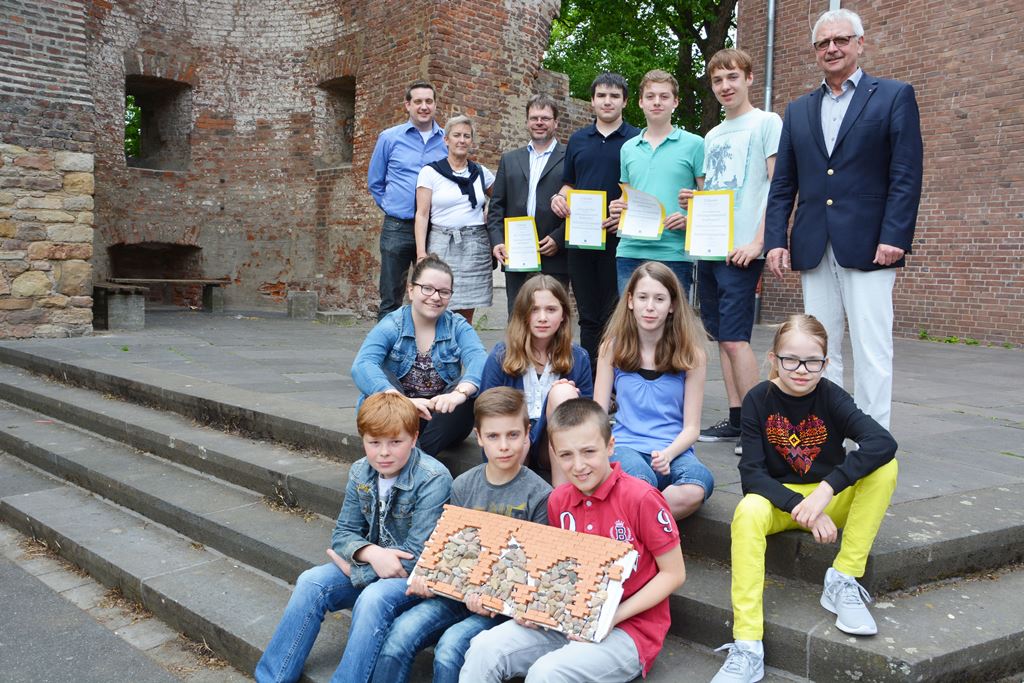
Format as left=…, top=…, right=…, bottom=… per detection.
left=109, top=278, right=230, bottom=313
left=93, top=282, right=149, bottom=331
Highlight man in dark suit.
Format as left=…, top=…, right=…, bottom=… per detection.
left=764, top=8, right=923, bottom=430
left=488, top=94, right=570, bottom=313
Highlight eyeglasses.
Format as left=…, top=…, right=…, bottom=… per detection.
left=814, top=34, right=857, bottom=52
left=528, top=115, right=554, bottom=123
left=413, top=282, right=453, bottom=300
left=776, top=356, right=826, bottom=373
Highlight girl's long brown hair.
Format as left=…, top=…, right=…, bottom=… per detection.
left=767, top=314, right=829, bottom=379
left=502, top=275, right=575, bottom=376
left=600, top=261, right=706, bottom=373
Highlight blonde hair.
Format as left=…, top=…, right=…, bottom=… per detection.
left=502, top=275, right=574, bottom=376
left=600, top=261, right=706, bottom=373
left=639, top=69, right=679, bottom=98
left=767, top=314, right=829, bottom=380
left=444, top=115, right=475, bottom=139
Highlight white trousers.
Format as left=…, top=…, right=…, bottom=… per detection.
left=801, top=243, right=896, bottom=429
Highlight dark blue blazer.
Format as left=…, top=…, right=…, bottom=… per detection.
left=764, top=73, right=923, bottom=271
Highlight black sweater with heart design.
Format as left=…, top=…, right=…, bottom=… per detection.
left=739, top=378, right=897, bottom=512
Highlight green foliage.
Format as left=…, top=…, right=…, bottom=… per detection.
left=964, top=337, right=980, bottom=346
left=544, top=0, right=737, bottom=135
left=124, top=95, right=141, bottom=157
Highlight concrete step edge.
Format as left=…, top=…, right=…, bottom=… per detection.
left=0, top=367, right=348, bottom=518
left=0, top=403, right=332, bottom=582
left=670, top=554, right=1024, bottom=683
left=682, top=485, right=1024, bottom=594
left=0, top=344, right=364, bottom=460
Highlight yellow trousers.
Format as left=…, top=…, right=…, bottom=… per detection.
left=730, top=459, right=898, bottom=640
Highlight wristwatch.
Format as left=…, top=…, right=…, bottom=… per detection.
left=455, top=386, right=474, bottom=397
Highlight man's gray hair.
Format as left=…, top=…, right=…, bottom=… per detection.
left=812, top=9, right=865, bottom=43
left=444, top=115, right=474, bottom=139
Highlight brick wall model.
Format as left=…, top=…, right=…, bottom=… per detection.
left=0, top=0, right=96, bottom=337
left=738, top=0, right=1023, bottom=346
left=80, top=0, right=582, bottom=316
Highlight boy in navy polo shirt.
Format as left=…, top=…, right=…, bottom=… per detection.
left=459, top=398, right=686, bottom=682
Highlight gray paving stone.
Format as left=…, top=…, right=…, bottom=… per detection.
left=0, top=554, right=178, bottom=683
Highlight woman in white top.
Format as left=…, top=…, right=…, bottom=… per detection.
left=414, top=115, right=495, bottom=323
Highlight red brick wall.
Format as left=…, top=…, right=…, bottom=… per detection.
left=738, top=0, right=1023, bottom=346
left=82, top=0, right=580, bottom=315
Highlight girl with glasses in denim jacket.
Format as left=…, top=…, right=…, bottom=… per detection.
left=352, top=255, right=488, bottom=457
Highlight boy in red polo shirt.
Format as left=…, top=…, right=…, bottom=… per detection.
left=459, top=398, right=686, bottom=682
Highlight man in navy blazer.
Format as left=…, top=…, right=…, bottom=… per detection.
left=764, top=8, right=923, bottom=430
left=487, top=94, right=571, bottom=312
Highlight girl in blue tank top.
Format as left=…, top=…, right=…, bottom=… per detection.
left=594, top=261, right=715, bottom=520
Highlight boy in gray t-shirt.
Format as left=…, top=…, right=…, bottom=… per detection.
left=372, top=387, right=550, bottom=683
left=449, top=462, right=549, bottom=523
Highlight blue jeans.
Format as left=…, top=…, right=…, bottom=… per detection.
left=373, top=597, right=500, bottom=683
left=378, top=216, right=417, bottom=320
left=611, top=445, right=715, bottom=500
left=255, top=563, right=420, bottom=683
left=615, top=257, right=694, bottom=300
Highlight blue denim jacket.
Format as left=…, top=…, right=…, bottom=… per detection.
left=330, top=446, right=452, bottom=588
left=351, top=305, right=488, bottom=403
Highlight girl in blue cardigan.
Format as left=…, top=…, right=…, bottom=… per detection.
left=479, top=275, right=592, bottom=484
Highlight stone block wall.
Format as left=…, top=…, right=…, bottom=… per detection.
left=0, top=0, right=95, bottom=337
left=738, top=0, right=1023, bottom=346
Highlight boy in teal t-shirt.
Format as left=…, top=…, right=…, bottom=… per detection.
left=610, top=69, right=704, bottom=297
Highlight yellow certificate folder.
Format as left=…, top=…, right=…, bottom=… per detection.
left=685, top=190, right=734, bottom=260
left=504, top=217, right=542, bottom=272
left=565, top=189, right=607, bottom=250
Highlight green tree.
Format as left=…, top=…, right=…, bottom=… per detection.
left=124, top=94, right=141, bottom=157
left=544, top=0, right=737, bottom=135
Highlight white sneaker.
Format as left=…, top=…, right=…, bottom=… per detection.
left=710, top=642, right=764, bottom=683
left=821, top=567, right=878, bottom=635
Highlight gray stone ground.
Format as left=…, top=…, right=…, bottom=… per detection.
left=0, top=525, right=249, bottom=682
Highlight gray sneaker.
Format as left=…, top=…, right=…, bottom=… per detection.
left=820, top=567, right=878, bottom=635
left=710, top=642, right=764, bottom=683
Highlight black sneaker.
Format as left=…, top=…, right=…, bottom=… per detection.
left=699, top=419, right=741, bottom=442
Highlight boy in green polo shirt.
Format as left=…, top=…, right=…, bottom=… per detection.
left=609, top=69, right=704, bottom=297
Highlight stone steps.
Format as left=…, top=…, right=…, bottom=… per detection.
left=2, top=362, right=1020, bottom=595
left=1, top=345, right=1022, bottom=681
left=0, top=345, right=483, bottom=477
left=0, top=454, right=798, bottom=683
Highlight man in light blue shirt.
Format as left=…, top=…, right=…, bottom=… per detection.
left=368, top=81, right=447, bottom=319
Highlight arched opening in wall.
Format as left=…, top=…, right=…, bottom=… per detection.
left=109, top=242, right=203, bottom=307
left=124, top=75, right=192, bottom=171
left=315, top=76, right=355, bottom=168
